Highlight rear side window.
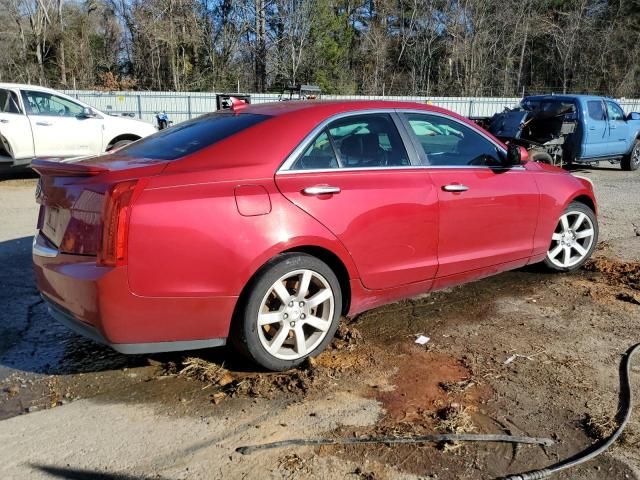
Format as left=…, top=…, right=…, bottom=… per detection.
left=0, top=89, right=22, bottom=114
left=119, top=113, right=270, bottom=160
left=587, top=101, right=605, bottom=121
left=290, top=113, right=410, bottom=170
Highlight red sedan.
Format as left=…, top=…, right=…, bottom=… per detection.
left=32, top=101, right=598, bottom=371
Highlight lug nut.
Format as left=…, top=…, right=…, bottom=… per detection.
left=299, top=301, right=305, bottom=307
left=290, top=321, right=295, bottom=327
left=283, top=313, right=288, bottom=319
left=300, top=313, right=306, bottom=319
left=288, top=301, right=294, bottom=307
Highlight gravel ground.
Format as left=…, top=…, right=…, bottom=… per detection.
left=0, top=166, right=639, bottom=480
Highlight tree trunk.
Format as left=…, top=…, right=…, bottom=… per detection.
left=255, top=0, right=267, bottom=92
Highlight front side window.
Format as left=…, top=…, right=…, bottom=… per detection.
left=404, top=113, right=502, bottom=167
left=587, top=101, right=606, bottom=121
left=606, top=101, right=625, bottom=121
left=0, top=89, right=22, bottom=114
left=21, top=90, right=84, bottom=117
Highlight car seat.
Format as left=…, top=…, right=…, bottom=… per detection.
left=340, top=133, right=385, bottom=167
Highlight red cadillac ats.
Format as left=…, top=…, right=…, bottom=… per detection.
left=32, top=101, right=598, bottom=371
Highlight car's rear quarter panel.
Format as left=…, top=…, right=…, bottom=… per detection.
left=128, top=177, right=358, bottom=297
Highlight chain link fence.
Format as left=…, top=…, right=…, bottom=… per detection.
left=63, top=90, right=640, bottom=126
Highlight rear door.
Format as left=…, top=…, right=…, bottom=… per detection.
left=275, top=112, right=439, bottom=290
left=400, top=112, right=539, bottom=279
left=21, top=89, right=103, bottom=157
left=605, top=100, right=629, bottom=155
left=582, top=99, right=609, bottom=158
left=0, top=88, right=34, bottom=162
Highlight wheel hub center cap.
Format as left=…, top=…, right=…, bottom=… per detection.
left=561, top=231, right=576, bottom=245
left=289, top=307, right=301, bottom=320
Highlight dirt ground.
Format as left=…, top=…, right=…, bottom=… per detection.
left=1, top=165, right=640, bottom=480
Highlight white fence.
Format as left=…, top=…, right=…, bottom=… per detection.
left=63, top=90, right=640, bottom=126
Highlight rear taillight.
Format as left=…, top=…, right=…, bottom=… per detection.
left=98, top=180, right=138, bottom=267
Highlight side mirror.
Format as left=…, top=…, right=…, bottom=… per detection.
left=78, top=107, right=96, bottom=118
left=505, top=144, right=527, bottom=166
left=626, top=112, right=640, bottom=121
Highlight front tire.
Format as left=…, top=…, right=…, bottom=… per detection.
left=543, top=202, right=598, bottom=272
left=234, top=253, right=342, bottom=371
left=621, top=139, right=640, bottom=171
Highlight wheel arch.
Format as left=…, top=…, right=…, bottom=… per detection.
left=0, top=133, right=15, bottom=159
left=232, top=244, right=353, bottom=329
left=569, top=194, right=597, bottom=215
left=106, top=133, right=141, bottom=150
left=281, top=245, right=352, bottom=316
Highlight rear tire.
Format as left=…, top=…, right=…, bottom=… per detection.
left=233, top=253, right=342, bottom=371
left=542, top=202, right=598, bottom=272
left=621, top=139, right=640, bottom=171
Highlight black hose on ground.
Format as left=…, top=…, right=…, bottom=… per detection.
left=236, top=433, right=554, bottom=455
left=502, top=342, right=640, bottom=480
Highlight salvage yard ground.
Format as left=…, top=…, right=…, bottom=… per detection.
left=1, top=167, right=639, bottom=479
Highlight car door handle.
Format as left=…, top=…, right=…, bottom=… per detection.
left=610, top=124, right=617, bottom=129
left=303, top=185, right=341, bottom=195
left=442, top=184, right=469, bottom=192
left=0, top=119, right=8, bottom=124
left=36, top=121, right=52, bottom=126
left=589, top=126, right=596, bottom=130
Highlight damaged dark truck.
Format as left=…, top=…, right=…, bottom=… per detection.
left=474, top=95, right=640, bottom=171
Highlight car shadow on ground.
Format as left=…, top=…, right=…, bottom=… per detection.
left=0, top=168, right=37, bottom=182
left=566, top=164, right=624, bottom=173
left=30, top=464, right=157, bottom=480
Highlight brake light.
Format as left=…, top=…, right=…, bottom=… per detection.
left=98, top=180, right=138, bottom=267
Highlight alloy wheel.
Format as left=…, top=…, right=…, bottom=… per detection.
left=257, top=269, right=335, bottom=360
left=546, top=210, right=595, bottom=268
left=633, top=144, right=640, bottom=168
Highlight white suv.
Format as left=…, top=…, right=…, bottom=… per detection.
left=0, top=83, right=157, bottom=170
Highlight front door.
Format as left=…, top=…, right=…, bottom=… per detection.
left=400, top=112, right=539, bottom=278
left=21, top=90, right=102, bottom=158
left=582, top=99, right=609, bottom=158
left=275, top=112, right=439, bottom=290
left=605, top=100, right=629, bottom=156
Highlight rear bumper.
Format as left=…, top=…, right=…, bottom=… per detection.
left=44, top=296, right=225, bottom=354
left=33, top=233, right=236, bottom=352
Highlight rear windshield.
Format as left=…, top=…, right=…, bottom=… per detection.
left=119, top=113, right=270, bottom=160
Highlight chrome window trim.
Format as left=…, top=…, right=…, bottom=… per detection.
left=277, top=164, right=525, bottom=175
left=277, top=108, right=513, bottom=174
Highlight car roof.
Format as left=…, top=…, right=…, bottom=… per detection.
left=0, top=83, right=58, bottom=92
left=239, top=99, right=453, bottom=117
left=525, top=94, right=609, bottom=102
